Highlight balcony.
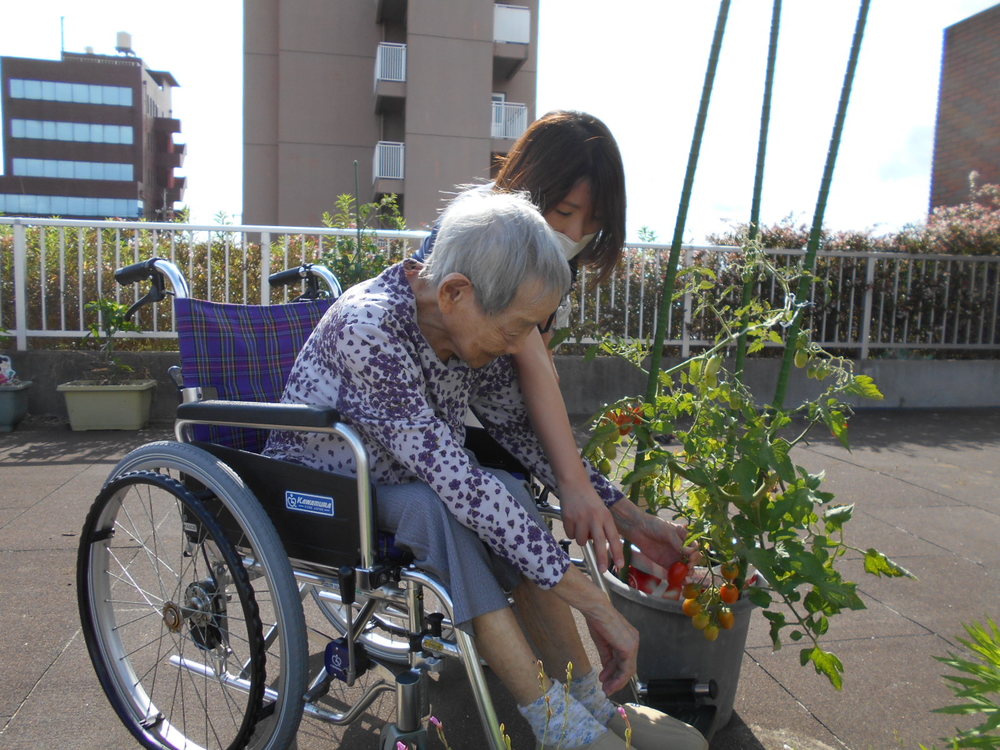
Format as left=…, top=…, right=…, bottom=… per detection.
left=491, top=101, right=528, bottom=141
left=373, top=141, right=404, bottom=194
left=493, top=3, right=530, bottom=78
left=374, top=42, right=406, bottom=113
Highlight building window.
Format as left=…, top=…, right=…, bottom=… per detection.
left=11, top=119, right=134, bottom=145
left=0, top=193, right=140, bottom=218
left=9, top=78, right=132, bottom=106
left=12, top=158, right=133, bottom=181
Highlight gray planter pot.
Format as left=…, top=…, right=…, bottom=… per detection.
left=0, top=381, right=32, bottom=432
left=604, top=571, right=756, bottom=738
left=57, top=379, right=157, bottom=430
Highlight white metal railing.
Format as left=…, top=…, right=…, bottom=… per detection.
left=374, top=42, right=406, bottom=87
left=491, top=101, right=528, bottom=140
left=494, top=4, right=530, bottom=44
left=0, top=217, right=427, bottom=350
left=2, top=217, right=998, bottom=357
left=373, top=141, right=404, bottom=181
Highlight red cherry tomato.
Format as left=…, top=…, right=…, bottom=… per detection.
left=667, top=561, right=689, bottom=589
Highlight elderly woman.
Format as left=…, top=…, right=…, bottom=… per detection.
left=265, top=191, right=706, bottom=750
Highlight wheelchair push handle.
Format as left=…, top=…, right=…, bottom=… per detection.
left=268, top=263, right=342, bottom=301
left=114, top=258, right=160, bottom=286
left=114, top=257, right=191, bottom=320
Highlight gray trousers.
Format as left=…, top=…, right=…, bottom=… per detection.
left=376, top=467, right=545, bottom=631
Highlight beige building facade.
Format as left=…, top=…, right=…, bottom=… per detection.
left=243, top=0, right=538, bottom=230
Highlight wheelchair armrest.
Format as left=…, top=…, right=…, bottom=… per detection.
left=176, top=400, right=341, bottom=429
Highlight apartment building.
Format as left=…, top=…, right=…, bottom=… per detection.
left=0, top=37, right=185, bottom=220
left=929, top=3, right=1000, bottom=209
left=243, top=0, right=538, bottom=230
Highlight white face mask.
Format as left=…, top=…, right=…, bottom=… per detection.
left=555, top=231, right=596, bottom=261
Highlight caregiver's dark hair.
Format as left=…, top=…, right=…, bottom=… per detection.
left=494, top=110, right=627, bottom=284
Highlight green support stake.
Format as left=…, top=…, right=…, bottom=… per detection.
left=634, top=0, right=731, bottom=486
left=772, top=0, right=871, bottom=409
left=735, top=0, right=782, bottom=381
left=641, top=0, right=731, bottom=411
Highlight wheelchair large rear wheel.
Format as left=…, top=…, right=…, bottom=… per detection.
left=79, top=470, right=266, bottom=750
left=104, top=441, right=309, bottom=750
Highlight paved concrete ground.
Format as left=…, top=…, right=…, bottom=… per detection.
left=1, top=408, right=997, bottom=749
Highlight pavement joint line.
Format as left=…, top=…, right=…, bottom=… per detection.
left=799, top=443, right=975, bottom=507
left=853, top=506, right=955, bottom=557
left=853, top=505, right=997, bottom=573
left=742, top=650, right=851, bottom=750
left=0, top=628, right=82, bottom=738
left=0, top=460, right=108, bottom=532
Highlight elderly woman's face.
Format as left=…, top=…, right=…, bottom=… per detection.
left=446, top=277, right=561, bottom=369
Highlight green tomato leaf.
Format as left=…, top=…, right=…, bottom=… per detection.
left=824, top=504, right=855, bottom=532
left=800, top=646, right=845, bottom=690
left=620, top=461, right=664, bottom=489
left=863, top=549, right=915, bottom=579
left=844, top=374, right=884, bottom=401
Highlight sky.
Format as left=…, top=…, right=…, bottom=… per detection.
left=1, top=0, right=997, bottom=241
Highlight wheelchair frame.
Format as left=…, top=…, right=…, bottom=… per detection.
left=77, top=257, right=610, bottom=750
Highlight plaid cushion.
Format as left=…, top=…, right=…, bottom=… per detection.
left=175, top=297, right=332, bottom=452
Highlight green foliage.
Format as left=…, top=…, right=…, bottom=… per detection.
left=81, top=298, right=141, bottom=384
left=0, top=196, right=409, bottom=350
left=586, top=244, right=912, bottom=689
left=319, top=193, right=407, bottom=289
left=706, top=180, right=1000, bottom=257
left=922, top=618, right=1000, bottom=750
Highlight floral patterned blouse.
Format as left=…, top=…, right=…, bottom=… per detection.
left=265, top=261, right=625, bottom=589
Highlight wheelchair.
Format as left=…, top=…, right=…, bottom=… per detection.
left=76, top=257, right=612, bottom=750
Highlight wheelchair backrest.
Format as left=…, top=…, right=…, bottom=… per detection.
left=175, top=296, right=332, bottom=453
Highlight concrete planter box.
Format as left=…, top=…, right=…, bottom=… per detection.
left=57, top=379, right=157, bottom=431
left=0, top=381, right=32, bottom=432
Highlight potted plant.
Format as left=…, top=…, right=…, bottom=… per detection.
left=0, top=351, right=32, bottom=432
left=57, top=299, right=156, bottom=431
left=584, top=252, right=913, bottom=737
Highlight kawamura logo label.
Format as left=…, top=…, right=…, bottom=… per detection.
left=285, top=490, right=335, bottom=517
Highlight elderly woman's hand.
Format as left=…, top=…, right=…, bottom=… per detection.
left=611, top=500, right=699, bottom=571
left=559, top=482, right=625, bottom=572
left=553, top=565, right=639, bottom=694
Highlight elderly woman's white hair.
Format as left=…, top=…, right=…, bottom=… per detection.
left=419, top=189, right=570, bottom=315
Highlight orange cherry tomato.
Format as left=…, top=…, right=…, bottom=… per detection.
left=682, top=598, right=702, bottom=618
left=718, top=609, right=735, bottom=630
left=720, top=561, right=740, bottom=581
left=720, top=583, right=740, bottom=604
left=682, top=583, right=703, bottom=599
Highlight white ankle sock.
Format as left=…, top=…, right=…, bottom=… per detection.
left=569, top=669, right=618, bottom=726
left=518, top=678, right=608, bottom=748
